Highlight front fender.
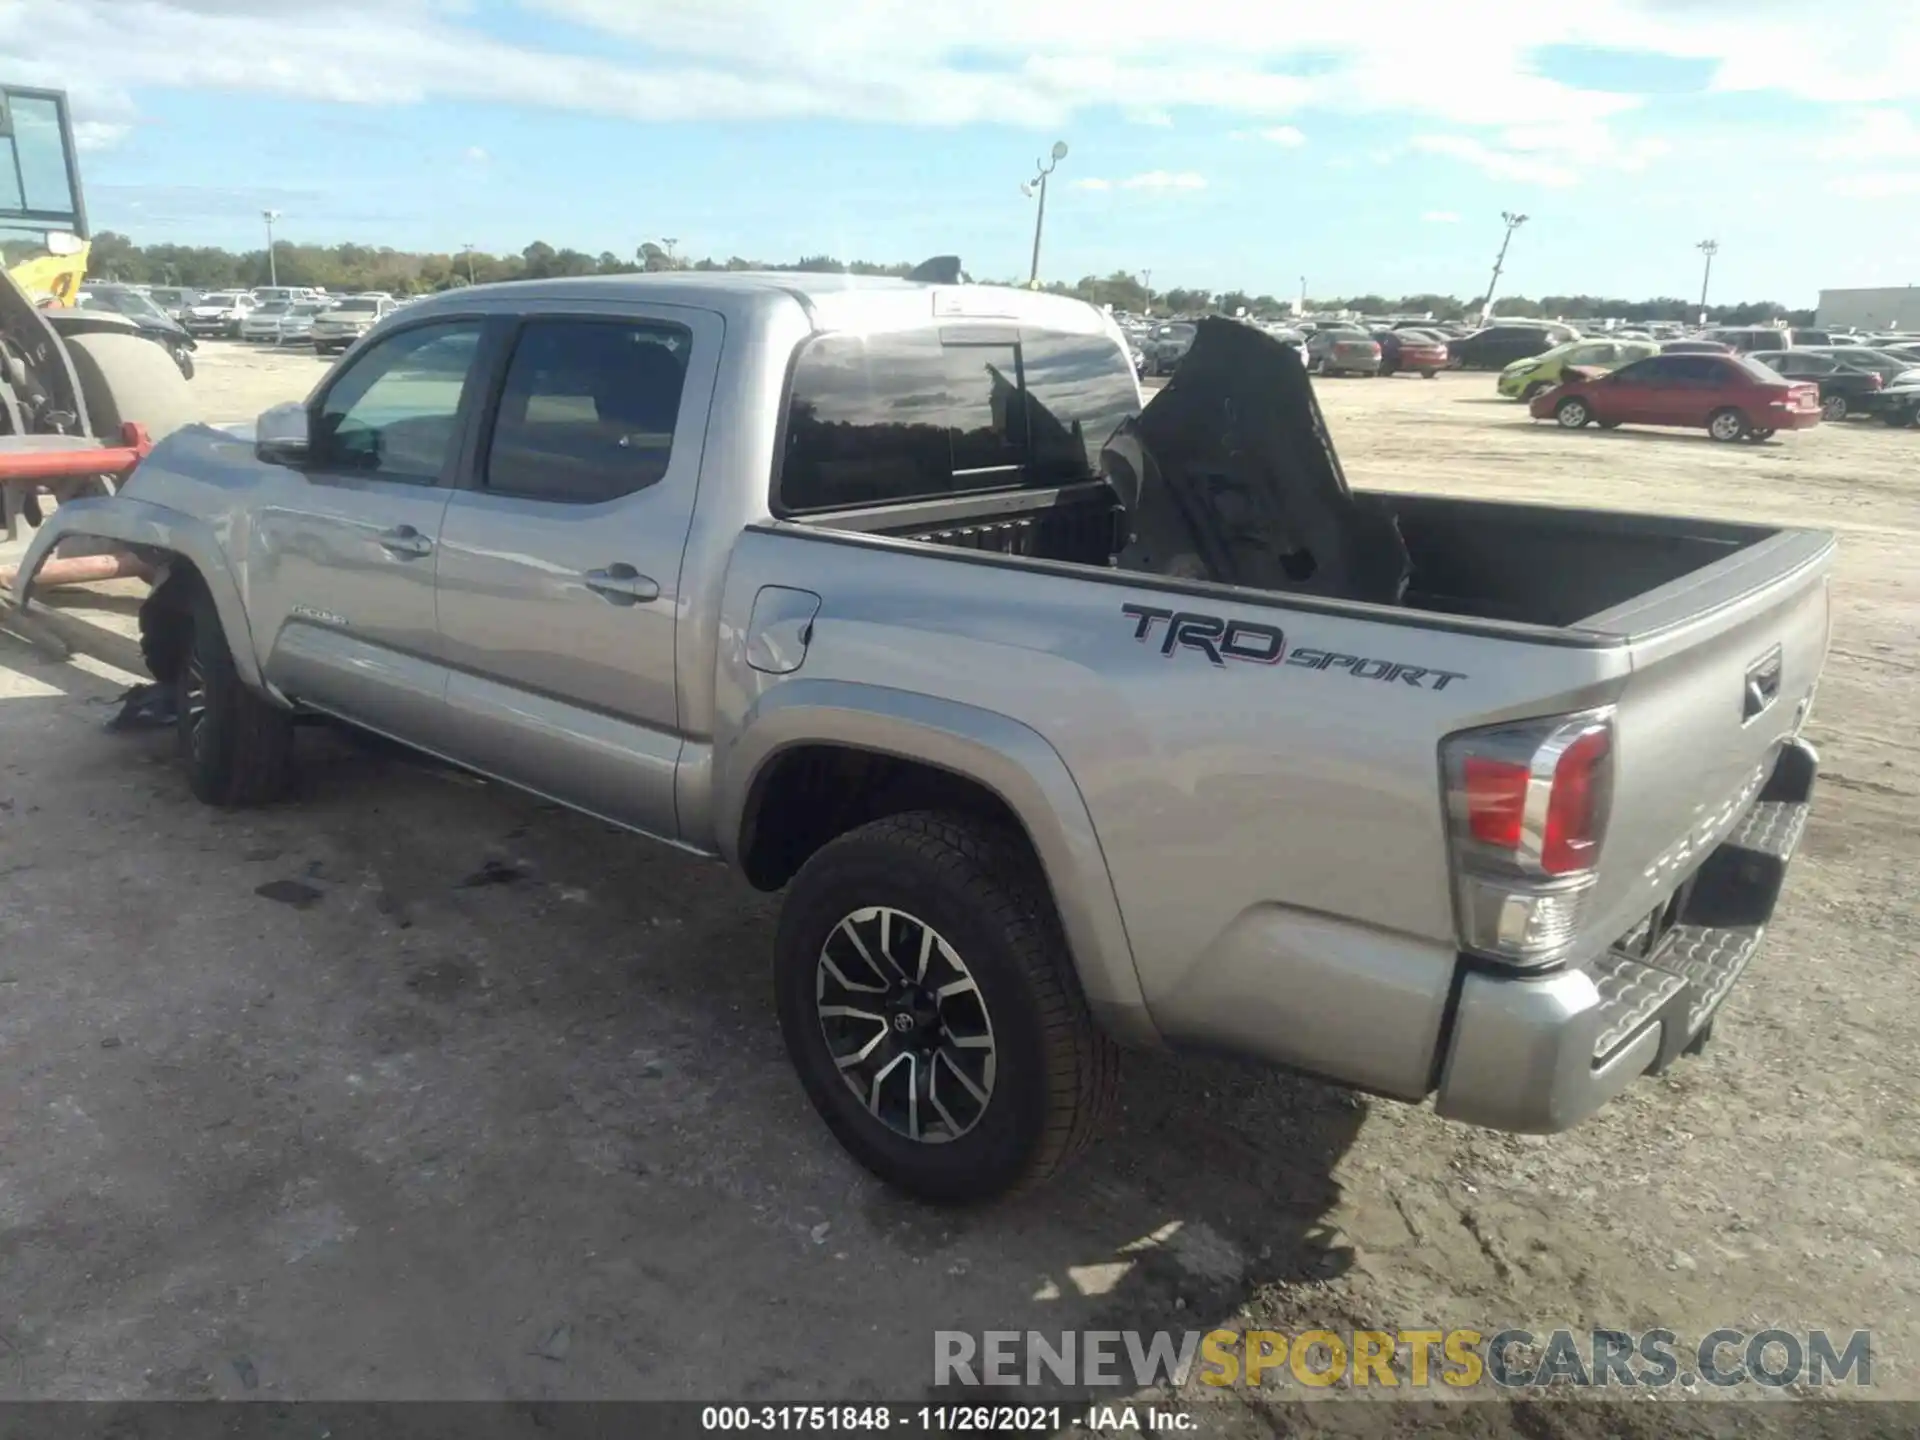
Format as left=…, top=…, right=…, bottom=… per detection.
left=10, top=495, right=266, bottom=690
left=717, top=679, right=1161, bottom=1049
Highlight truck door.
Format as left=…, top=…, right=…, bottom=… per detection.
left=250, top=318, right=486, bottom=734
left=431, top=304, right=721, bottom=842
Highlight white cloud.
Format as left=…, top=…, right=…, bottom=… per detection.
left=1411, top=134, right=1578, bottom=187
left=1119, top=171, right=1207, bottom=190
left=464, top=145, right=490, bottom=163
left=4, top=0, right=1917, bottom=170
left=1422, top=210, right=1460, bottom=222
left=1828, top=171, right=1920, bottom=197
left=73, top=120, right=131, bottom=151
left=1070, top=177, right=1112, bottom=191
left=1232, top=125, right=1306, bottom=145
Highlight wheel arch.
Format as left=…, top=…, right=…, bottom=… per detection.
left=717, top=680, right=1160, bottom=1048
left=10, top=495, right=268, bottom=690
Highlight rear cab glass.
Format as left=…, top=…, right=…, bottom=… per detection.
left=777, top=326, right=1138, bottom=513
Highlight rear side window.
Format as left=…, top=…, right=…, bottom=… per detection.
left=779, top=327, right=1138, bottom=512
left=484, top=319, right=689, bottom=504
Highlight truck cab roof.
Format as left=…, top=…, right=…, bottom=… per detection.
left=400, top=272, right=1116, bottom=338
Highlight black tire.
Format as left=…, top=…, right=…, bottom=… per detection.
left=64, top=331, right=197, bottom=443
left=1707, top=407, right=1750, bottom=443
left=1421, top=368, right=1437, bottom=379
left=1555, top=396, right=1591, bottom=428
left=1820, top=394, right=1847, bottom=422
left=1598, top=419, right=1622, bottom=429
left=775, top=811, right=1118, bottom=1203
left=1379, top=365, right=1396, bottom=378
left=1749, top=428, right=1776, bottom=442
left=177, top=584, right=294, bottom=807
left=1523, top=381, right=1550, bottom=403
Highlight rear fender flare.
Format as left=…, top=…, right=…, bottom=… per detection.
left=717, top=679, right=1160, bottom=1048
left=9, top=495, right=267, bottom=690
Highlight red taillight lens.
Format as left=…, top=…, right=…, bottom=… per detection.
left=1464, top=757, right=1529, bottom=847
left=1870, top=373, right=1884, bottom=389
left=1541, top=727, right=1610, bottom=874
left=1442, top=709, right=1616, bottom=966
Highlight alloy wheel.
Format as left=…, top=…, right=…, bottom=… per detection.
left=183, top=653, right=210, bottom=760
left=814, top=906, right=997, bottom=1144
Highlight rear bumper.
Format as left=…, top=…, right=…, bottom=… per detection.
left=1768, top=408, right=1823, bottom=431
left=1434, top=737, right=1816, bottom=1133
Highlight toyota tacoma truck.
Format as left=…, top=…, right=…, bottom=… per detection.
left=11, top=272, right=1832, bottom=1203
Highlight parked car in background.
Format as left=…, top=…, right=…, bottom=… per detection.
left=1532, top=352, right=1821, bottom=442
left=144, top=286, right=202, bottom=321
left=73, top=284, right=199, bottom=379
left=1872, top=372, right=1920, bottom=426
left=1660, top=339, right=1732, bottom=355
left=1305, top=327, right=1383, bottom=376
left=238, top=301, right=295, bottom=342
left=1700, top=327, right=1831, bottom=354
left=1142, top=321, right=1198, bottom=375
left=310, top=294, right=398, bottom=355
left=1752, top=350, right=1887, bottom=421
left=1498, top=338, right=1658, bottom=400
left=1798, top=346, right=1920, bottom=386
left=1448, top=323, right=1576, bottom=370
left=183, top=291, right=256, bottom=337
left=1372, top=329, right=1447, bottom=377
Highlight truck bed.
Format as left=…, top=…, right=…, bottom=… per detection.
left=799, top=483, right=1783, bottom=634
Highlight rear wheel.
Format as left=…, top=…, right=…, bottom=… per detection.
left=1708, top=408, right=1750, bottom=443
left=1522, top=380, right=1550, bottom=402
left=1554, top=396, right=1591, bottom=428
left=1820, top=394, right=1848, bottom=421
left=1598, top=419, right=1622, bottom=429
left=1421, top=368, right=1437, bottom=379
left=1749, top=428, right=1776, bottom=442
left=775, top=812, right=1118, bottom=1203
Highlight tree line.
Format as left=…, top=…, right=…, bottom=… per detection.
left=77, top=234, right=1812, bottom=327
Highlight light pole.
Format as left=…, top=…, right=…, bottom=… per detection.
left=1696, top=239, right=1719, bottom=325
left=262, top=209, right=282, bottom=287
left=463, top=243, right=478, bottom=285
left=1298, top=274, right=1307, bottom=316
left=662, top=237, right=678, bottom=267
left=1021, top=141, right=1069, bottom=289
left=1479, top=211, right=1528, bottom=325
left=1140, top=268, right=1151, bottom=314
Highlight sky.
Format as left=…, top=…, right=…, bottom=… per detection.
left=2, top=0, right=1917, bottom=305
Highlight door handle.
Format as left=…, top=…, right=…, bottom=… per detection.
left=582, top=563, right=661, bottom=605
left=377, top=525, right=433, bottom=559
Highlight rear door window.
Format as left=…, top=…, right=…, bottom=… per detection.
left=779, top=327, right=1138, bottom=512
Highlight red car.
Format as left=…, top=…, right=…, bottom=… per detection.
left=1529, top=352, right=1822, bottom=442
left=1372, top=329, right=1449, bottom=378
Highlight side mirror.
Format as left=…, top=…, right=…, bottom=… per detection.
left=255, top=401, right=311, bottom=465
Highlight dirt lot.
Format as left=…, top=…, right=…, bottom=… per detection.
left=2, top=341, right=1916, bottom=1421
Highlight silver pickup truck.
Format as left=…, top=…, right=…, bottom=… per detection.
left=13, top=272, right=1831, bottom=1203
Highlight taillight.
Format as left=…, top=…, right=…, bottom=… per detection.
left=1441, top=709, right=1615, bottom=967
left=1870, top=373, right=1884, bottom=390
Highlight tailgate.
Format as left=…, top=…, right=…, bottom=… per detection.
left=1580, top=528, right=1833, bottom=944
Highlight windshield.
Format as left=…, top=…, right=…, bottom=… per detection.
left=290, top=303, right=327, bottom=315
left=84, top=288, right=171, bottom=322
left=1737, top=354, right=1790, bottom=382
left=335, top=299, right=380, bottom=313
left=256, top=302, right=290, bottom=315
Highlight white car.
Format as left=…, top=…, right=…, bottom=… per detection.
left=184, top=291, right=256, bottom=338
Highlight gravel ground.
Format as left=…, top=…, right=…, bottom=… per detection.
left=2, top=341, right=1915, bottom=1423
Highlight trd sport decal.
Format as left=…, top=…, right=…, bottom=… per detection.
left=1121, top=603, right=1468, bottom=690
